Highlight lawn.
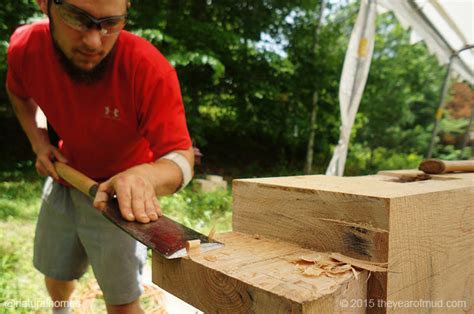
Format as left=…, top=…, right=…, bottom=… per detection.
left=0, top=162, right=232, bottom=313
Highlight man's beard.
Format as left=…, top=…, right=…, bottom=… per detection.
left=49, top=20, right=113, bottom=85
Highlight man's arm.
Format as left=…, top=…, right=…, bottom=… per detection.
left=93, top=147, right=195, bottom=223
left=6, top=87, right=67, bottom=180
left=9, top=84, right=192, bottom=224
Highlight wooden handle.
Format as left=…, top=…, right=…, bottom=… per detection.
left=55, top=162, right=99, bottom=198
left=419, top=159, right=474, bottom=174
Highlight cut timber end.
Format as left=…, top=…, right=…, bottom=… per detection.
left=153, top=232, right=368, bottom=313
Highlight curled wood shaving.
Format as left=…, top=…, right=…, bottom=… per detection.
left=302, top=254, right=340, bottom=267
left=290, top=254, right=341, bottom=267
left=185, top=239, right=201, bottom=251
left=207, top=225, right=216, bottom=241
left=291, top=254, right=354, bottom=278
left=325, top=271, right=345, bottom=278
left=203, top=255, right=218, bottom=262
left=351, top=267, right=360, bottom=279
left=329, top=253, right=388, bottom=272
left=290, top=252, right=386, bottom=279
left=290, top=258, right=315, bottom=266
left=299, top=265, right=325, bottom=277
left=327, top=264, right=352, bottom=274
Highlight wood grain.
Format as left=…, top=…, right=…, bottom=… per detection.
left=232, top=172, right=474, bottom=313
left=387, top=188, right=474, bottom=313
left=232, top=177, right=390, bottom=262
left=153, top=232, right=368, bottom=313
left=152, top=171, right=472, bottom=313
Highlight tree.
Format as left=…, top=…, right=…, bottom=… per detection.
left=0, top=0, right=39, bottom=114
left=0, top=0, right=455, bottom=175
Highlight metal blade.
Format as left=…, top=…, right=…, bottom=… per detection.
left=102, top=198, right=224, bottom=259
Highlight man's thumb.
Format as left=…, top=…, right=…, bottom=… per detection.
left=93, top=181, right=113, bottom=211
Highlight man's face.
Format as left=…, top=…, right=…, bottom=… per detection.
left=49, top=0, right=127, bottom=73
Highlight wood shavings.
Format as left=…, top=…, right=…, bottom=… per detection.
left=203, top=255, right=218, bottom=262
left=207, top=226, right=216, bottom=241
left=327, top=264, right=352, bottom=274
left=185, top=239, right=201, bottom=260
left=289, top=258, right=314, bottom=266
left=185, top=239, right=201, bottom=251
left=351, top=267, right=360, bottom=279
left=329, top=252, right=388, bottom=272
left=291, top=254, right=354, bottom=278
left=298, top=265, right=325, bottom=277
left=291, top=254, right=342, bottom=267
left=290, top=252, right=385, bottom=279
left=392, top=174, right=431, bottom=183
left=324, top=271, right=344, bottom=278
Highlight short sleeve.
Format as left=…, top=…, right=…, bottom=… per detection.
left=136, top=66, right=192, bottom=159
left=6, top=30, right=29, bottom=98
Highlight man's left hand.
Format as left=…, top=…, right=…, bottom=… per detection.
left=93, top=165, right=162, bottom=223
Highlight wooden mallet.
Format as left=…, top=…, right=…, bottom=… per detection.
left=419, top=159, right=474, bottom=174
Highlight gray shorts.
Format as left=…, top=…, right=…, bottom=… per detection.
left=33, top=178, right=147, bottom=305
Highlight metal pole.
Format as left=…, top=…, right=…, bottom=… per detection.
left=460, top=108, right=474, bottom=159
left=426, top=44, right=474, bottom=158
left=426, top=58, right=453, bottom=158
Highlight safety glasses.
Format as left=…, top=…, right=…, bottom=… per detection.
left=53, top=0, right=127, bottom=35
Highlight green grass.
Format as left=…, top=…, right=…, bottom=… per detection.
left=0, top=163, right=232, bottom=313
left=0, top=220, right=51, bottom=313
left=0, top=161, right=43, bottom=220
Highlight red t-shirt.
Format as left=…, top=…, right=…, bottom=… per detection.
left=7, top=20, right=192, bottom=180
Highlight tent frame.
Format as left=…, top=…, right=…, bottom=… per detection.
left=427, top=44, right=474, bottom=159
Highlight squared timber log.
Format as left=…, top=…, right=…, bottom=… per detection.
left=152, top=232, right=368, bottom=313
left=232, top=172, right=474, bottom=313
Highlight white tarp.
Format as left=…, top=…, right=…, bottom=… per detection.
left=326, top=0, right=377, bottom=176
left=326, top=0, right=473, bottom=176
left=377, top=0, right=474, bottom=84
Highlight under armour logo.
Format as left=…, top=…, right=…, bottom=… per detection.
left=104, top=106, right=120, bottom=120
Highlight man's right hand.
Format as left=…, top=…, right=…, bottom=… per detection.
left=6, top=88, right=68, bottom=180
left=34, top=143, right=68, bottom=180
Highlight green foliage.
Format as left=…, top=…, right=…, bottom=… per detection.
left=0, top=0, right=41, bottom=111
left=125, top=1, right=449, bottom=174
left=440, top=117, right=469, bottom=135
left=127, top=0, right=335, bottom=170
left=0, top=0, right=38, bottom=39
left=434, top=144, right=468, bottom=161
left=0, top=0, right=464, bottom=177
left=161, top=186, right=232, bottom=233
left=356, top=13, right=445, bottom=158
left=430, top=116, right=470, bottom=160
left=345, top=143, right=423, bottom=175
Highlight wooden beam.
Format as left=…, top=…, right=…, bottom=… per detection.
left=232, top=172, right=474, bottom=313
left=153, top=232, right=368, bottom=313
left=232, top=175, right=392, bottom=263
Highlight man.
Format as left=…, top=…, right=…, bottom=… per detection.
left=6, top=0, right=194, bottom=312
